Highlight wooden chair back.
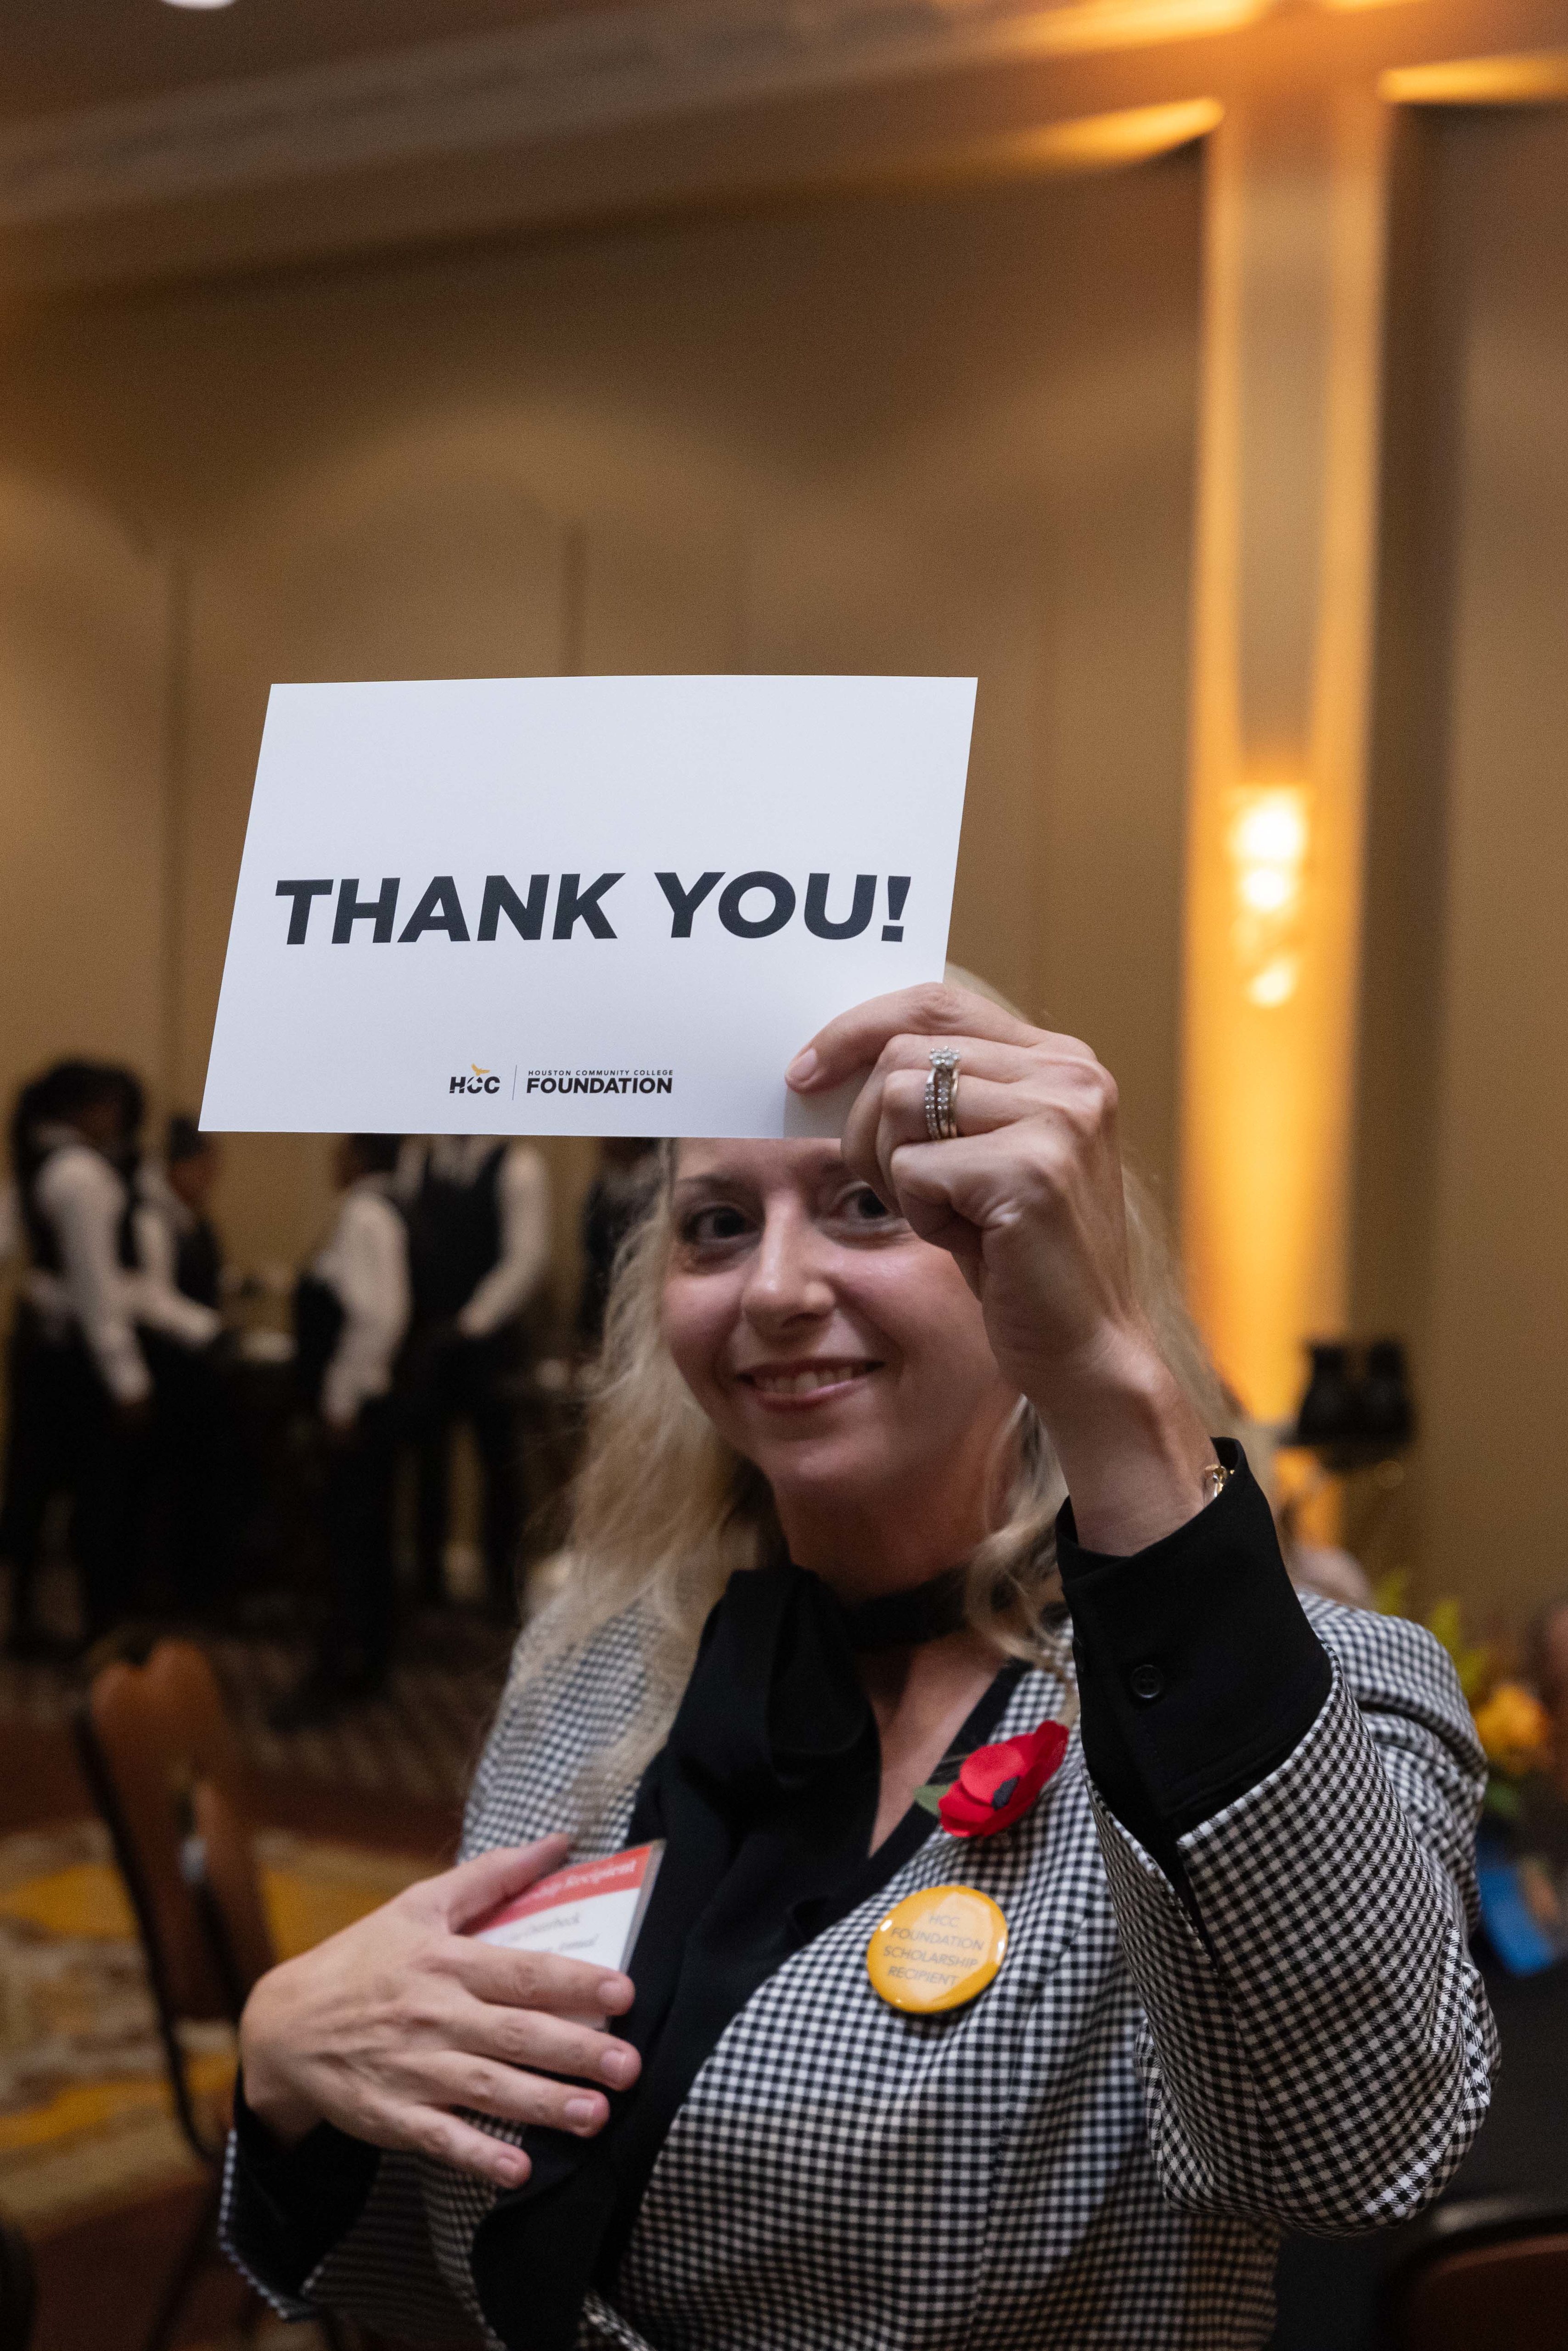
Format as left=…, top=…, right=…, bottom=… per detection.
left=73, top=1639, right=275, bottom=2157
left=1383, top=2194, right=1568, bottom=2351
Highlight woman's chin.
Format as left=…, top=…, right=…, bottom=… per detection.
left=747, top=1430, right=914, bottom=1518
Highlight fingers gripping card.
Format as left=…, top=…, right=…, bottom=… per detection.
left=473, top=1843, right=664, bottom=1974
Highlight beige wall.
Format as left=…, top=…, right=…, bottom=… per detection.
left=1354, top=101, right=1568, bottom=1625
left=0, top=473, right=168, bottom=1105
left=0, top=153, right=1203, bottom=1302
left=1394, top=105, right=1568, bottom=1627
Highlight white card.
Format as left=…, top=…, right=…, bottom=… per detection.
left=473, top=1842, right=665, bottom=1975
left=199, top=675, right=974, bottom=1138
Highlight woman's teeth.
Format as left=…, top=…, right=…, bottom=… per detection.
left=748, top=1364, right=871, bottom=1395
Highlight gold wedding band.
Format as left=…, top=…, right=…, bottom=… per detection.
left=925, top=1046, right=961, bottom=1142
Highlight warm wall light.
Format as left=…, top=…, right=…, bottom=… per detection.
left=160, top=0, right=236, bottom=11
left=1379, top=51, right=1568, bottom=106
left=1229, top=785, right=1309, bottom=1007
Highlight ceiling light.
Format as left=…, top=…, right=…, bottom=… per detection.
left=160, top=0, right=237, bottom=11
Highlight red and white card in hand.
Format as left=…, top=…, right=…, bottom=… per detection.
left=473, top=1844, right=664, bottom=1991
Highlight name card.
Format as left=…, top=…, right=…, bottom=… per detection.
left=200, top=674, right=974, bottom=1137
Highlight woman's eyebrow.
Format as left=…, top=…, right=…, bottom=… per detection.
left=670, top=1171, right=753, bottom=1203
left=671, top=1149, right=846, bottom=1204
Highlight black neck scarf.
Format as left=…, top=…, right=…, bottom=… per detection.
left=471, top=1560, right=1023, bottom=2351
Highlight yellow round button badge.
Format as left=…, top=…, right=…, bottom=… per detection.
left=866, top=1884, right=1008, bottom=2014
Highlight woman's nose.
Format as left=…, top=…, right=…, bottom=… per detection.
left=740, top=1206, right=836, bottom=1332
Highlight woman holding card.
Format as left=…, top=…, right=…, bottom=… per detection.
left=225, top=979, right=1495, bottom=2351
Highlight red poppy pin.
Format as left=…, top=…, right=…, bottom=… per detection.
left=916, top=1719, right=1070, bottom=1840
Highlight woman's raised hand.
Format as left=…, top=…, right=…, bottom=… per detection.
left=238, top=1836, right=640, bottom=2189
left=787, top=983, right=1216, bottom=1550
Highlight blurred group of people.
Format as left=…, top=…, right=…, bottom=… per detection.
left=284, top=1129, right=554, bottom=1725
left=0, top=1060, right=227, bottom=1653
left=0, top=1056, right=659, bottom=1727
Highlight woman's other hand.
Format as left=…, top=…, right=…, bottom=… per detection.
left=238, top=1836, right=640, bottom=2188
left=787, top=984, right=1216, bottom=1551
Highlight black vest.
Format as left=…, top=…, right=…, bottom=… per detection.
left=292, top=1276, right=346, bottom=1412
left=407, top=1145, right=507, bottom=1326
left=174, top=1215, right=223, bottom=1311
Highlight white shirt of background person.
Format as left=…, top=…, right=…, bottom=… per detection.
left=31, top=1133, right=151, bottom=1407
left=312, top=1176, right=411, bottom=1431
left=400, top=1138, right=551, bottom=1338
left=130, top=1163, right=223, bottom=1354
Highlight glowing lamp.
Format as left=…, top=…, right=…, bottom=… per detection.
left=1229, top=785, right=1309, bottom=1007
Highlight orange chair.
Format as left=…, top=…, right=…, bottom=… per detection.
left=1381, top=2193, right=1568, bottom=2350
left=73, top=1639, right=277, bottom=2351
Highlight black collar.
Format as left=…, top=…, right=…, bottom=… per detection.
left=836, top=1562, right=972, bottom=1651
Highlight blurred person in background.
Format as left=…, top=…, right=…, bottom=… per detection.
left=274, top=1135, right=410, bottom=1727
left=401, top=1136, right=550, bottom=1619
left=1287, top=1540, right=1374, bottom=1610
left=135, top=1115, right=231, bottom=1615
left=0, top=1069, right=81, bottom=1654
left=577, top=1137, right=659, bottom=1350
left=137, top=1116, right=224, bottom=1312
left=4, top=1060, right=153, bottom=1644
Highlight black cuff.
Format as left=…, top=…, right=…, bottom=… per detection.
left=228, top=2074, right=381, bottom=2295
left=1057, top=1442, right=1331, bottom=1881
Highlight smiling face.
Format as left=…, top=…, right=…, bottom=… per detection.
left=661, top=1139, right=1020, bottom=1593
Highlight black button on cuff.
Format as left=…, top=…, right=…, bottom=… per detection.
left=1129, top=1664, right=1164, bottom=1703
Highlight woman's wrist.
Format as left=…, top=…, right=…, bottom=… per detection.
left=239, top=1974, right=324, bottom=2149
left=1026, top=1325, right=1218, bottom=1556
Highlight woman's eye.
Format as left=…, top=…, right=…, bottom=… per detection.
left=681, top=1204, right=754, bottom=1246
left=841, top=1186, right=896, bottom=1224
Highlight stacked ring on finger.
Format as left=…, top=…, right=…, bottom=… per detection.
left=924, top=1045, right=961, bottom=1142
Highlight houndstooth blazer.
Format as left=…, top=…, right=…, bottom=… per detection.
left=224, top=1592, right=1497, bottom=2351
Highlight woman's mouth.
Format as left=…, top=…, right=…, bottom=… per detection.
left=738, top=1361, right=880, bottom=1403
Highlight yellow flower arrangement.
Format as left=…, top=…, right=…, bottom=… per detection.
left=1473, top=1682, right=1554, bottom=1780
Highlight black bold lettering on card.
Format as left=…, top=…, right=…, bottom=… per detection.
left=882, top=875, right=911, bottom=942
left=804, top=873, right=876, bottom=940
left=655, top=871, right=724, bottom=938
left=553, top=873, right=624, bottom=940
left=275, top=879, right=333, bottom=944
left=478, top=874, right=548, bottom=942
left=399, top=876, right=470, bottom=942
left=332, top=877, right=400, bottom=943
left=718, top=871, right=795, bottom=939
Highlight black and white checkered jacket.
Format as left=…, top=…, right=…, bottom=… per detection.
left=225, top=1587, right=1497, bottom=2351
